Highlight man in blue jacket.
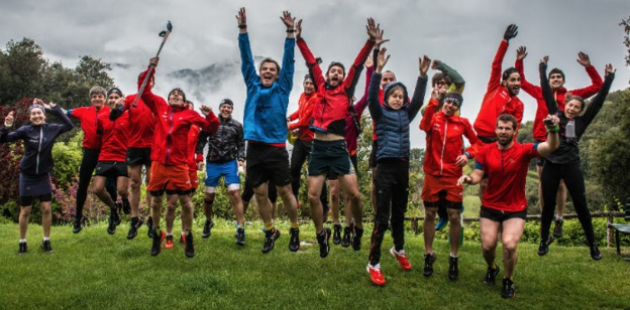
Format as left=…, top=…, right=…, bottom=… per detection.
left=237, top=7, right=300, bottom=254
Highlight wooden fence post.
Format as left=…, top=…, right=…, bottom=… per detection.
left=607, top=211, right=614, bottom=248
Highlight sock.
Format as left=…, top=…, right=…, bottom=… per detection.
left=369, top=263, right=381, bottom=269
left=19, top=239, right=26, bottom=243
left=166, top=232, right=173, bottom=237
left=555, top=215, right=563, bottom=221
left=450, top=253, right=458, bottom=258
left=43, top=237, right=50, bottom=241
left=237, top=225, right=244, bottom=230
left=395, top=248, right=405, bottom=255
left=290, top=222, right=299, bottom=229
left=264, top=222, right=274, bottom=232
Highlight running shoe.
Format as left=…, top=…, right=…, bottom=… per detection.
left=288, top=227, right=300, bottom=252
left=448, top=256, right=459, bottom=280
left=165, top=235, right=174, bottom=249
left=146, top=217, right=154, bottom=239
left=122, top=197, right=131, bottom=215
left=113, top=202, right=122, bottom=226
left=333, top=224, right=342, bottom=245
left=127, top=217, right=143, bottom=240
left=73, top=218, right=83, bottom=234
left=184, top=231, right=194, bottom=258
left=18, top=242, right=27, bottom=255
left=423, top=253, right=437, bottom=277
left=41, top=240, right=53, bottom=253
left=501, top=278, right=515, bottom=298
left=341, top=226, right=352, bottom=248
left=107, top=213, right=117, bottom=235
left=317, top=228, right=332, bottom=258
left=151, top=229, right=165, bottom=256
left=201, top=219, right=214, bottom=239
left=483, top=265, right=501, bottom=285
left=367, top=263, right=386, bottom=286
left=553, top=218, right=564, bottom=238
left=352, top=226, right=363, bottom=251
left=590, top=243, right=602, bottom=261
left=262, top=229, right=280, bottom=254
left=236, top=227, right=246, bottom=246
left=390, top=247, right=412, bottom=271
left=537, top=235, right=554, bottom=256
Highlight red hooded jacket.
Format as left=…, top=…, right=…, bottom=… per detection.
left=67, top=105, right=111, bottom=150
left=421, top=98, right=481, bottom=178
left=118, top=94, right=157, bottom=148
left=98, top=111, right=129, bottom=162
left=297, top=38, right=374, bottom=136
left=188, top=124, right=202, bottom=172
left=140, top=68, right=220, bottom=166
left=288, top=92, right=318, bottom=142
left=515, top=59, right=602, bottom=141
left=473, top=40, right=524, bottom=139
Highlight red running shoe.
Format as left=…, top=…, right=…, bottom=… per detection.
left=367, top=264, right=386, bottom=286
left=165, top=235, right=174, bottom=249
left=390, top=247, right=412, bottom=271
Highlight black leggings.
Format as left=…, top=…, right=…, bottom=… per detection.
left=369, top=159, right=409, bottom=265
left=290, top=139, right=328, bottom=209
left=75, top=148, right=117, bottom=220
left=540, top=161, right=595, bottom=245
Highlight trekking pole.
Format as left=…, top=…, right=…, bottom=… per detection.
left=132, top=21, right=173, bottom=108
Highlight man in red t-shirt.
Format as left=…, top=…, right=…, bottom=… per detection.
left=459, top=114, right=559, bottom=299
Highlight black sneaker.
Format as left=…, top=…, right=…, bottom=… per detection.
left=289, top=227, right=300, bottom=252
left=341, top=226, right=352, bottom=248
left=73, top=218, right=82, bottom=234
left=590, top=243, right=602, bottom=261
left=18, top=242, right=27, bottom=255
left=553, top=218, right=564, bottom=238
left=127, top=217, right=144, bottom=240
left=41, top=240, right=53, bottom=253
left=317, top=228, right=331, bottom=258
left=201, top=219, right=214, bottom=239
left=352, top=226, right=363, bottom=251
left=107, top=213, right=117, bottom=235
left=235, top=228, right=246, bottom=246
left=121, top=197, right=131, bottom=215
left=448, top=256, right=459, bottom=280
left=333, top=224, right=342, bottom=245
left=423, top=253, right=437, bottom=277
left=184, top=231, right=194, bottom=258
left=262, top=229, right=280, bottom=254
left=151, top=229, right=165, bottom=256
left=537, top=235, right=554, bottom=256
left=146, top=217, right=154, bottom=239
left=501, top=278, right=515, bottom=298
left=483, top=265, right=501, bottom=285
left=113, top=202, right=122, bottom=226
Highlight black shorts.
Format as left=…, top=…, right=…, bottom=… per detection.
left=246, top=143, right=291, bottom=187
left=20, top=193, right=52, bottom=207
left=369, top=140, right=378, bottom=168
left=95, top=161, right=128, bottom=177
left=308, top=140, right=354, bottom=177
left=480, top=206, right=527, bottom=223
left=126, top=147, right=152, bottom=166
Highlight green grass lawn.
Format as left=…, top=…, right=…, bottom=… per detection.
left=1, top=220, right=628, bottom=310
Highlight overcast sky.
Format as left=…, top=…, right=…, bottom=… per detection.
left=1, top=0, right=629, bottom=147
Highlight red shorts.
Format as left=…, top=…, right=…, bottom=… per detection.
left=421, top=174, right=463, bottom=203
left=189, top=170, right=199, bottom=190
left=147, top=162, right=191, bottom=194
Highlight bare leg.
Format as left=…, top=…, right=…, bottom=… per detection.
left=253, top=182, right=273, bottom=227
left=179, top=194, right=193, bottom=232
left=151, top=194, right=163, bottom=229
left=203, top=192, right=215, bottom=220
left=338, top=174, right=362, bottom=229
left=93, top=176, right=115, bottom=207
left=448, top=208, right=462, bottom=256
left=423, top=207, right=437, bottom=254
left=328, top=179, right=341, bottom=224
left=277, top=184, right=299, bottom=225
left=480, top=218, right=501, bottom=268
left=501, top=218, right=525, bottom=279
left=307, top=175, right=327, bottom=233
left=165, top=194, right=179, bottom=234
left=128, top=165, right=143, bottom=217
left=19, top=206, right=32, bottom=239
left=228, top=189, right=244, bottom=226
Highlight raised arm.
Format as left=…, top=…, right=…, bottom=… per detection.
left=408, top=55, right=430, bottom=121
left=539, top=57, right=559, bottom=115
left=487, top=24, right=517, bottom=91
left=581, top=64, right=615, bottom=128
left=569, top=52, right=604, bottom=98
left=46, top=103, right=75, bottom=134
left=296, top=20, right=326, bottom=89
left=434, top=60, right=465, bottom=93
left=352, top=62, right=375, bottom=116
left=514, top=46, right=541, bottom=97
left=343, top=18, right=378, bottom=92
left=237, top=8, right=258, bottom=88
left=197, top=105, right=221, bottom=134
left=368, top=48, right=389, bottom=121
left=278, top=11, right=296, bottom=94
left=0, top=111, right=26, bottom=143
left=139, top=59, right=164, bottom=115
left=419, top=96, right=439, bottom=132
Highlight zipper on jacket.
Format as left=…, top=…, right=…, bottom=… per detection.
left=440, top=120, right=448, bottom=176
left=165, top=109, right=174, bottom=163
left=36, top=126, right=43, bottom=174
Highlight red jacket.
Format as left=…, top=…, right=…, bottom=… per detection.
left=98, top=111, right=129, bottom=162
left=140, top=68, right=220, bottom=166
left=288, top=92, right=318, bottom=142
left=68, top=105, right=111, bottom=150
left=188, top=124, right=202, bottom=172
left=421, top=98, right=481, bottom=178
left=473, top=40, right=524, bottom=139
left=516, top=59, right=602, bottom=141
left=120, top=94, right=157, bottom=148
left=297, top=38, right=375, bottom=136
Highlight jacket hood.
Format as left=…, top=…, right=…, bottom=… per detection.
left=383, top=81, right=409, bottom=109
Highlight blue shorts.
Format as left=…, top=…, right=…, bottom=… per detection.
left=205, top=160, right=240, bottom=187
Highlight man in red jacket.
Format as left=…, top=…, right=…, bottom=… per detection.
left=515, top=47, right=602, bottom=238
left=473, top=24, right=524, bottom=144
left=141, top=57, right=219, bottom=258
left=420, top=91, right=481, bottom=280
left=110, top=74, right=158, bottom=240
left=93, top=91, right=131, bottom=236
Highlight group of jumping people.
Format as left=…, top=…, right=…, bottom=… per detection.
left=0, top=9, right=617, bottom=299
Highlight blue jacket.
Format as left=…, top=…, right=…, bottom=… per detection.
left=239, top=33, right=294, bottom=144
left=368, top=73, right=427, bottom=160
left=0, top=105, right=74, bottom=175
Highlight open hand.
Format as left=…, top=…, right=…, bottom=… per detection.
left=503, top=24, right=518, bottom=41
left=200, top=105, right=212, bottom=116
left=4, top=111, right=15, bottom=127
left=540, top=55, right=549, bottom=66
left=280, top=11, right=295, bottom=29
left=296, top=19, right=303, bottom=39
left=576, top=52, right=591, bottom=67
left=376, top=48, right=390, bottom=72
left=604, top=63, right=616, bottom=76
left=419, top=55, right=431, bottom=78
left=516, top=46, right=528, bottom=61
left=236, top=7, right=246, bottom=26
left=366, top=18, right=380, bottom=41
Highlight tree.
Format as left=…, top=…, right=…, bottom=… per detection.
left=0, top=39, right=46, bottom=104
